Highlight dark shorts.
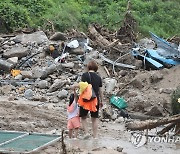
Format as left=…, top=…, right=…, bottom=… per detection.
left=79, top=105, right=99, bottom=118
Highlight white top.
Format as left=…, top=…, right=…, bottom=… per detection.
left=67, top=100, right=79, bottom=120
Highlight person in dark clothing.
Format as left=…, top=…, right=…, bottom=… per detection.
left=72, top=60, right=103, bottom=139
left=81, top=60, right=103, bottom=139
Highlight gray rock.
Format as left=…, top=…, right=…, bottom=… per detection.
left=32, top=67, right=44, bottom=79
left=84, top=50, right=99, bottom=64
left=14, top=31, right=49, bottom=45
left=0, top=59, right=13, bottom=71
left=57, top=90, right=68, bottom=99
left=3, top=45, right=29, bottom=58
left=36, top=80, right=48, bottom=89
left=7, top=57, right=18, bottom=65
left=21, top=71, right=33, bottom=79
left=50, top=32, right=67, bottom=41
left=134, top=60, right=143, bottom=69
left=14, top=74, right=23, bottom=80
left=49, top=79, right=67, bottom=92
left=145, top=106, right=164, bottom=116
left=149, top=71, right=163, bottom=83
left=61, top=62, right=74, bottom=68
left=24, top=89, right=34, bottom=100
left=40, top=64, right=58, bottom=79
left=51, top=97, right=59, bottom=104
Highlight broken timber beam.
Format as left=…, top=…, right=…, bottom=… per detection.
left=126, top=114, right=180, bottom=131
left=99, top=53, right=136, bottom=69
left=88, top=25, right=110, bottom=46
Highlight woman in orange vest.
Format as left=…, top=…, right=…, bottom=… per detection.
left=72, top=60, right=103, bottom=139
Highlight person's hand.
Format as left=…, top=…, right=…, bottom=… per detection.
left=70, top=82, right=79, bottom=90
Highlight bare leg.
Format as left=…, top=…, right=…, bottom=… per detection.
left=91, top=117, right=98, bottom=138
left=81, top=116, right=88, bottom=134
left=68, top=129, right=73, bottom=138
left=74, top=128, right=79, bottom=138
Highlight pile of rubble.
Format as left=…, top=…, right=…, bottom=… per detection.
left=0, top=27, right=180, bottom=121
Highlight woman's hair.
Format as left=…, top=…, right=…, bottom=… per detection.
left=87, top=60, right=98, bottom=72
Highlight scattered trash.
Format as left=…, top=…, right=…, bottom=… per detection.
left=11, top=69, right=21, bottom=77
left=67, top=40, right=79, bottom=48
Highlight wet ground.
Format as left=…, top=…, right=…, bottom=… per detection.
left=0, top=97, right=179, bottom=153
left=65, top=121, right=180, bottom=154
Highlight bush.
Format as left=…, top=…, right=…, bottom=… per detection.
left=0, top=0, right=180, bottom=38
left=0, top=2, right=31, bottom=31
left=171, top=87, right=180, bottom=115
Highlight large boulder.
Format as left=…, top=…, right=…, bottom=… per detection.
left=3, top=45, right=29, bottom=58
left=0, top=59, right=13, bottom=71
left=13, top=31, right=49, bottom=45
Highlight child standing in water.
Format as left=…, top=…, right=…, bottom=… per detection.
left=67, top=89, right=80, bottom=138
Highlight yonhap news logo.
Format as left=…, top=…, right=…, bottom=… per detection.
left=131, top=132, right=180, bottom=148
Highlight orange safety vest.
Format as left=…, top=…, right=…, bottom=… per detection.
left=78, top=84, right=97, bottom=112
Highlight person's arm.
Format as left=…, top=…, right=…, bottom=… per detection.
left=99, top=87, right=103, bottom=108
left=71, top=82, right=79, bottom=90
left=73, top=89, right=78, bottom=103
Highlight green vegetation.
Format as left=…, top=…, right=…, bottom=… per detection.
left=171, top=87, right=180, bottom=115
left=0, top=0, right=180, bottom=38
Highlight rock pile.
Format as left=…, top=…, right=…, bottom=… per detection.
left=0, top=29, right=180, bottom=120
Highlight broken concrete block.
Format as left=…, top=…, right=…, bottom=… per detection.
left=3, top=46, right=29, bottom=58
left=50, top=32, right=67, bottom=41
left=7, top=57, right=18, bottom=65
left=57, top=90, right=68, bottom=99
left=14, top=31, right=49, bottom=45
left=0, top=59, right=13, bottom=71
left=104, top=78, right=117, bottom=94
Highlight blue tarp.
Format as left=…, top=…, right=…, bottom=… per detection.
left=146, top=49, right=180, bottom=66
left=150, top=32, right=180, bottom=59
left=131, top=50, right=164, bottom=69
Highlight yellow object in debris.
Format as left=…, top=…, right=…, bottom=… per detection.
left=11, top=69, right=21, bottom=77
left=49, top=45, right=55, bottom=52
left=79, top=82, right=88, bottom=94
left=178, top=98, right=180, bottom=103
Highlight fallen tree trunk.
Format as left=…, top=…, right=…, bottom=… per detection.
left=126, top=114, right=180, bottom=131
left=88, top=25, right=110, bottom=46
